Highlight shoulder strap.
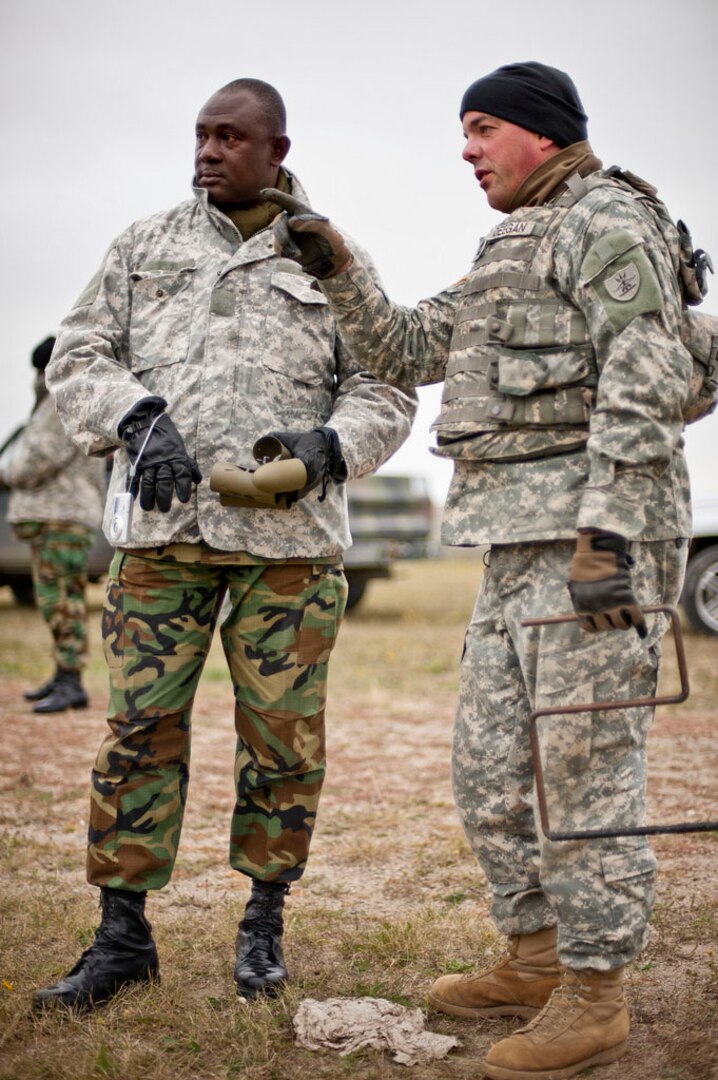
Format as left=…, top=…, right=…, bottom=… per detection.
left=564, top=172, right=590, bottom=202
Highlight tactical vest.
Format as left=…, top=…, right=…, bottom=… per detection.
left=432, top=170, right=717, bottom=464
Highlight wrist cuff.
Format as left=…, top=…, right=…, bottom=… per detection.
left=118, top=396, right=167, bottom=437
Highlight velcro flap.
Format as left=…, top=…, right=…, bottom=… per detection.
left=580, top=230, right=642, bottom=285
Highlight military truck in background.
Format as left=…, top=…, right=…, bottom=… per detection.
left=0, top=428, right=435, bottom=612
left=680, top=497, right=718, bottom=635
left=340, top=472, right=435, bottom=609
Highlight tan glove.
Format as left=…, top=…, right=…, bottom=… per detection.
left=260, top=188, right=352, bottom=279
left=568, top=530, right=647, bottom=639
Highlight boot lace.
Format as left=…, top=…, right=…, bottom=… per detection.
left=238, top=887, right=287, bottom=976
left=240, top=931, right=281, bottom=975
left=518, top=977, right=583, bottom=1037
left=88, top=891, right=147, bottom=954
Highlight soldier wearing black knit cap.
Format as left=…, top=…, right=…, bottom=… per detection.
left=260, top=59, right=717, bottom=1079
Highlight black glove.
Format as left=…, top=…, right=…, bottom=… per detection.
left=269, top=426, right=347, bottom=508
left=260, top=188, right=352, bottom=279
left=567, top=530, right=647, bottom=639
left=118, top=398, right=202, bottom=513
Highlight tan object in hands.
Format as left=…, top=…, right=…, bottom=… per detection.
left=209, top=437, right=307, bottom=509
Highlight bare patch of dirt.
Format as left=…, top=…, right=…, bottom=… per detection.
left=1, top=561, right=717, bottom=1079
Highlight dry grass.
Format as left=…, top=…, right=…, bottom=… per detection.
left=0, top=555, right=717, bottom=1079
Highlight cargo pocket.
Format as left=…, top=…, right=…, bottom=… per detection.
left=296, top=566, right=347, bottom=666
left=101, top=551, right=127, bottom=670
left=536, top=655, right=594, bottom=780
left=600, top=845, right=657, bottom=917
left=129, top=265, right=196, bottom=371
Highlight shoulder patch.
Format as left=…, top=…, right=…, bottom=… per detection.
left=580, top=228, right=662, bottom=333
left=603, top=262, right=641, bottom=302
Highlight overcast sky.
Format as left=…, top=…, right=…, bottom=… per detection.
left=2, top=0, right=716, bottom=505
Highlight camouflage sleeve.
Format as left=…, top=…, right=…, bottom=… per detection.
left=314, top=235, right=416, bottom=478
left=45, top=231, right=157, bottom=456
left=555, top=193, right=693, bottom=537
left=2, top=399, right=77, bottom=490
left=326, top=336, right=417, bottom=480
left=319, top=254, right=462, bottom=388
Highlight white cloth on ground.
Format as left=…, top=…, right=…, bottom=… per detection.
left=293, top=996, right=460, bottom=1066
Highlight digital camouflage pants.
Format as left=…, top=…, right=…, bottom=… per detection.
left=88, top=550, right=347, bottom=891
left=14, top=520, right=93, bottom=671
left=453, top=538, right=687, bottom=970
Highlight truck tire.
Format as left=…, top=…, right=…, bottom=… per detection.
left=345, top=573, right=367, bottom=612
left=10, top=576, right=35, bottom=607
left=682, top=543, right=718, bottom=635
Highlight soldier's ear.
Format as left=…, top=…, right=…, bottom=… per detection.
left=271, top=135, right=291, bottom=166
left=536, top=134, right=557, bottom=150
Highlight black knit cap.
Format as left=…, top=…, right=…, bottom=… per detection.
left=31, top=336, right=56, bottom=371
left=460, top=61, right=588, bottom=148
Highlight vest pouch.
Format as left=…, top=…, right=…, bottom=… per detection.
left=491, top=346, right=596, bottom=427
left=495, top=345, right=596, bottom=396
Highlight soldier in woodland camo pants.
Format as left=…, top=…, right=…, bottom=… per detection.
left=19, top=521, right=94, bottom=673
left=36, top=75, right=414, bottom=1013
left=1, top=336, right=106, bottom=713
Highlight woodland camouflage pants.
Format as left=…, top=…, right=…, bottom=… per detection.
left=88, top=550, right=347, bottom=891
left=15, top=520, right=93, bottom=671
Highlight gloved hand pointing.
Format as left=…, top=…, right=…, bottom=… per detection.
left=118, top=398, right=202, bottom=513
left=260, top=188, right=352, bottom=279
left=567, top=529, right=647, bottom=639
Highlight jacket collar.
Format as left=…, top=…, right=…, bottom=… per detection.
left=193, top=168, right=309, bottom=244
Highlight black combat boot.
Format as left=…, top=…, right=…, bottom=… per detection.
left=33, top=887, right=159, bottom=1010
left=24, top=671, right=60, bottom=702
left=234, top=880, right=289, bottom=998
left=33, top=670, right=89, bottom=713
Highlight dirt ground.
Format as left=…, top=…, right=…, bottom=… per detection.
left=1, top=558, right=717, bottom=1079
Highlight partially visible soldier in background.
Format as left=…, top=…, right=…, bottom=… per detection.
left=0, top=337, right=106, bottom=713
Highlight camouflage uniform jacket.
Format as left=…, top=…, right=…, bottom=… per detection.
left=320, top=170, right=693, bottom=545
left=46, top=173, right=416, bottom=558
left=2, top=395, right=105, bottom=529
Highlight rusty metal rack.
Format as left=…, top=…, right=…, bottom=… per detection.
left=521, top=605, right=718, bottom=841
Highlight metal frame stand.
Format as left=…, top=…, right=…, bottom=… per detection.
left=522, top=605, right=718, bottom=841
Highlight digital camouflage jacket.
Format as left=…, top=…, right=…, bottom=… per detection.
left=2, top=394, right=106, bottom=529
left=319, top=169, right=693, bottom=546
left=47, top=173, right=416, bottom=558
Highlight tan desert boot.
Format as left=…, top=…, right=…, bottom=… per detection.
left=482, top=966, right=630, bottom=1079
left=428, top=927, right=561, bottom=1019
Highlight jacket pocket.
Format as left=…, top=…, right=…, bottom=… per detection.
left=495, top=345, right=596, bottom=396
left=258, top=272, right=336, bottom=423
left=129, top=265, right=196, bottom=371
left=263, top=272, right=335, bottom=387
